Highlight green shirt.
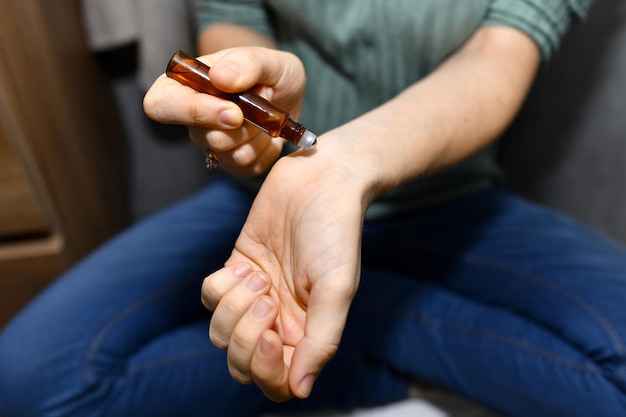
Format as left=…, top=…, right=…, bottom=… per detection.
left=197, top=0, right=591, bottom=218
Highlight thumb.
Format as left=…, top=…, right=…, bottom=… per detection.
left=209, top=48, right=305, bottom=102
left=288, top=280, right=355, bottom=398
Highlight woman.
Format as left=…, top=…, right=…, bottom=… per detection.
left=2, top=1, right=625, bottom=416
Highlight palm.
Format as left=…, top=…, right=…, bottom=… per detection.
left=226, top=156, right=364, bottom=363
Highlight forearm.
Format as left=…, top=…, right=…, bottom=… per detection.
left=198, top=23, right=277, bottom=55
left=316, top=26, right=541, bottom=203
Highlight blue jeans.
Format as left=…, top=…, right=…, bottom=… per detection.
left=1, top=176, right=626, bottom=417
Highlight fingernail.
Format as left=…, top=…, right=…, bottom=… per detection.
left=252, top=297, right=273, bottom=318
left=247, top=273, right=267, bottom=292
left=258, top=334, right=272, bottom=356
left=233, top=263, right=251, bottom=278
left=219, top=108, right=241, bottom=127
left=298, top=375, right=315, bottom=398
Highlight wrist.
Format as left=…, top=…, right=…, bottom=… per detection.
left=280, top=126, right=392, bottom=210
left=314, top=121, right=413, bottom=204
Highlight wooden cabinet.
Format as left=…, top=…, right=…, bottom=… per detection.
left=0, top=0, right=128, bottom=328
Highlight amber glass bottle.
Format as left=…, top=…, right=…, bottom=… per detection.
left=166, top=50, right=317, bottom=150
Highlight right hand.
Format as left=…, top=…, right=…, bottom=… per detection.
left=143, top=47, right=308, bottom=176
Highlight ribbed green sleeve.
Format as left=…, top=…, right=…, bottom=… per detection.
left=196, top=0, right=594, bottom=63
left=195, top=0, right=274, bottom=39
left=482, top=0, right=592, bottom=62
left=192, top=0, right=594, bottom=217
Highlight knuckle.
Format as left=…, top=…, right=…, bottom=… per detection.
left=275, top=51, right=306, bottom=92
left=320, top=342, right=339, bottom=360
left=188, top=99, right=210, bottom=126
left=206, top=130, right=234, bottom=152
left=232, top=47, right=262, bottom=69
left=208, top=327, right=228, bottom=350
left=255, top=380, right=294, bottom=403
left=231, top=145, right=257, bottom=167
left=142, top=92, right=156, bottom=117
left=266, top=393, right=292, bottom=403
left=240, top=48, right=261, bottom=65
left=248, top=163, right=269, bottom=177
left=201, top=274, right=216, bottom=293
left=228, top=364, right=253, bottom=384
left=143, top=90, right=168, bottom=122
left=220, top=297, right=245, bottom=319
left=200, top=293, right=213, bottom=311
left=200, top=278, right=219, bottom=310
left=283, top=51, right=306, bottom=76
left=229, top=328, right=255, bottom=352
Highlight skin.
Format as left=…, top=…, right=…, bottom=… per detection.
left=143, top=22, right=540, bottom=402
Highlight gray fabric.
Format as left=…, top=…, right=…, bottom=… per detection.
left=500, top=0, right=626, bottom=243
left=81, top=0, right=197, bottom=89
left=81, top=0, right=136, bottom=49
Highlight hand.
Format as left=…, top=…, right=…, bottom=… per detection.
left=143, top=47, right=308, bottom=176
left=201, top=137, right=373, bottom=401
left=196, top=26, right=542, bottom=401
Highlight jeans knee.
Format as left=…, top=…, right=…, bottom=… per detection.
left=0, top=320, right=89, bottom=417
left=0, top=327, right=45, bottom=416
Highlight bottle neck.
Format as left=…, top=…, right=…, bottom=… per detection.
left=280, top=119, right=306, bottom=146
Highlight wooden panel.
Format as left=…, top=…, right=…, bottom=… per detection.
left=0, top=0, right=129, bottom=261
left=0, top=235, right=65, bottom=330
left=0, top=0, right=129, bottom=327
left=0, top=130, right=49, bottom=238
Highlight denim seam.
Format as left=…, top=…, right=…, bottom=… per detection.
left=83, top=276, right=202, bottom=386
left=463, top=251, right=626, bottom=355
left=88, top=347, right=221, bottom=388
left=411, top=239, right=626, bottom=383
left=413, top=310, right=597, bottom=373
left=356, top=302, right=600, bottom=383
left=124, top=347, right=219, bottom=377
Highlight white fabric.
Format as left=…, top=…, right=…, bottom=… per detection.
left=261, top=389, right=503, bottom=417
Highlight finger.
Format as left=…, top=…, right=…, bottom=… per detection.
left=251, top=330, right=294, bottom=402
left=189, top=123, right=260, bottom=153
left=208, top=48, right=305, bottom=104
left=143, top=74, right=244, bottom=128
left=223, top=135, right=284, bottom=175
left=288, top=279, right=355, bottom=399
left=190, top=128, right=283, bottom=176
left=201, top=263, right=253, bottom=311
left=227, top=296, right=277, bottom=384
left=209, top=271, right=271, bottom=349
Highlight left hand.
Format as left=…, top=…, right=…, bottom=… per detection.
left=201, top=135, right=372, bottom=401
